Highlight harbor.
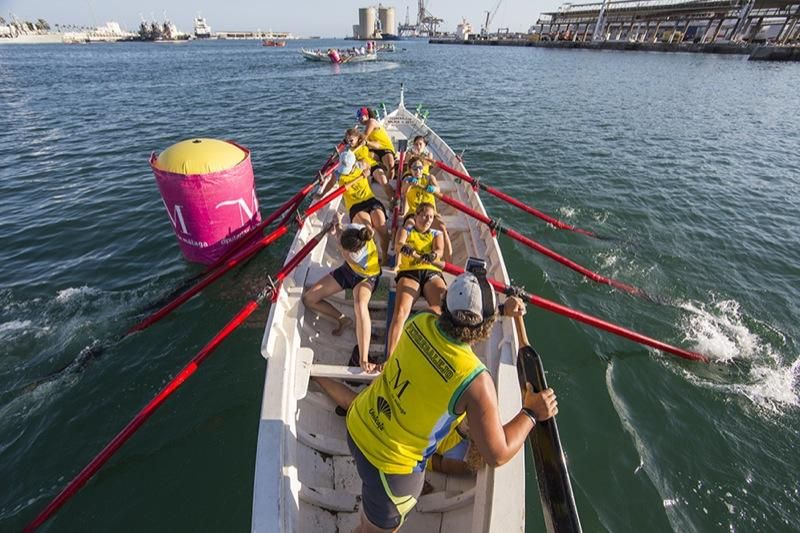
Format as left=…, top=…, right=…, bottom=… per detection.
left=1, top=2, right=799, bottom=532
left=431, top=0, right=800, bottom=60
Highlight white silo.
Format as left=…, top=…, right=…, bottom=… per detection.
left=378, top=6, right=397, bottom=37
left=358, top=7, right=377, bottom=39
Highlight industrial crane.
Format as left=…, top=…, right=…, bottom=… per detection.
left=481, top=0, right=503, bottom=36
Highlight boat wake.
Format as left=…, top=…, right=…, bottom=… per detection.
left=676, top=296, right=799, bottom=412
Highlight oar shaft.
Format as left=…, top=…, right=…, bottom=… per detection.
left=441, top=262, right=708, bottom=363
left=26, top=220, right=336, bottom=531
left=127, top=225, right=289, bottom=334
left=435, top=192, right=647, bottom=299
left=128, top=185, right=345, bottom=335
left=24, top=298, right=261, bottom=532
left=434, top=160, right=597, bottom=237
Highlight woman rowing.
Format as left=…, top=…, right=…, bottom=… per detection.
left=302, top=216, right=382, bottom=373
left=357, top=107, right=397, bottom=185
left=317, top=148, right=390, bottom=262
left=345, top=127, right=394, bottom=200
left=404, top=135, right=434, bottom=175
left=401, top=156, right=453, bottom=263
left=346, top=272, right=558, bottom=532
left=385, top=202, right=446, bottom=357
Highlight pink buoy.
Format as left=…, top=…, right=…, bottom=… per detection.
left=328, top=48, right=341, bottom=63
left=150, top=138, right=261, bottom=265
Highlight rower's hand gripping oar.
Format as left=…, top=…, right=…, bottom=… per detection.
left=434, top=191, right=655, bottom=302
left=439, top=262, right=709, bottom=363
left=434, top=160, right=610, bottom=240
left=513, top=314, right=583, bottom=533
left=24, top=222, right=333, bottom=532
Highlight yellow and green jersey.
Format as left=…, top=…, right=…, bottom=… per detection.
left=346, top=312, right=485, bottom=474
left=397, top=227, right=441, bottom=272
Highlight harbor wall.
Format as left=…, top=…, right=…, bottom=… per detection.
left=429, top=38, right=800, bottom=60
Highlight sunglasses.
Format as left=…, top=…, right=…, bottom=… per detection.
left=411, top=165, right=424, bottom=170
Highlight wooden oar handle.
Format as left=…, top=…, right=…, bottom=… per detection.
left=513, top=314, right=530, bottom=349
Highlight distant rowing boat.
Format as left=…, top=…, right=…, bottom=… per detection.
left=251, top=93, right=525, bottom=531
left=263, top=39, right=286, bottom=47
left=300, top=48, right=378, bottom=63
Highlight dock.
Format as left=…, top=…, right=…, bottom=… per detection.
left=431, top=0, right=800, bottom=61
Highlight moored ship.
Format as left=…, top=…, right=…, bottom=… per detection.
left=193, top=15, right=213, bottom=39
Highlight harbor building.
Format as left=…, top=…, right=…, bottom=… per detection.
left=533, top=0, right=800, bottom=45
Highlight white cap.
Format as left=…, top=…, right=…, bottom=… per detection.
left=446, top=272, right=495, bottom=324
left=336, top=150, right=356, bottom=175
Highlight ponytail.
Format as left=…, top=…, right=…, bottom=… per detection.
left=340, top=225, right=374, bottom=252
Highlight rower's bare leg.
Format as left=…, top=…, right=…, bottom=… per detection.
left=365, top=208, right=389, bottom=264
left=373, top=168, right=395, bottom=201
left=353, top=281, right=375, bottom=371
left=382, top=153, right=396, bottom=184
left=302, top=274, right=351, bottom=335
left=386, top=278, right=420, bottom=358
left=312, top=377, right=357, bottom=410
left=422, top=275, right=447, bottom=315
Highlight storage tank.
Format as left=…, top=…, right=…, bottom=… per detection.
left=359, top=7, right=376, bottom=39
left=378, top=6, right=397, bottom=37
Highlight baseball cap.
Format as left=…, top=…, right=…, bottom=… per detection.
left=336, top=150, right=356, bottom=175
left=446, top=272, right=496, bottom=325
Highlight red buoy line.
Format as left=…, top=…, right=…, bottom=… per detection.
left=24, top=223, right=333, bottom=533
left=434, top=191, right=654, bottom=301
left=127, top=184, right=348, bottom=335
left=440, top=262, right=709, bottom=363
left=434, top=160, right=606, bottom=239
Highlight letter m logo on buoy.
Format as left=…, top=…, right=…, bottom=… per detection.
left=215, top=190, right=260, bottom=225
left=162, top=199, right=190, bottom=235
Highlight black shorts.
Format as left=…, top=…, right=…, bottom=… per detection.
left=396, top=269, right=444, bottom=292
left=349, top=197, right=387, bottom=222
left=347, top=432, right=425, bottom=530
left=331, top=262, right=381, bottom=291
left=371, top=148, right=395, bottom=161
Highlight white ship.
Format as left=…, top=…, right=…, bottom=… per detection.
left=193, top=15, right=213, bottom=39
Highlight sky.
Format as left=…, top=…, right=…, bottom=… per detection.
left=1, top=0, right=564, bottom=36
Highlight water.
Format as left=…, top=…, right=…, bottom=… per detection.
left=1, top=39, right=798, bottom=532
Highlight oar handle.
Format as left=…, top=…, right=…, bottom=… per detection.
left=512, top=314, right=529, bottom=349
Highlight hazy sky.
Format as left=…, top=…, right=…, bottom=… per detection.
left=1, top=1, right=563, bottom=36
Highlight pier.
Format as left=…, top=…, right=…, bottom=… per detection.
left=431, top=0, right=800, bottom=60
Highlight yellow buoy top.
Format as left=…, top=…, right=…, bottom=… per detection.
left=154, top=138, right=246, bottom=174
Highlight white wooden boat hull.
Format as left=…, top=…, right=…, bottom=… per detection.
left=300, top=48, right=378, bottom=63
left=252, top=101, right=524, bottom=532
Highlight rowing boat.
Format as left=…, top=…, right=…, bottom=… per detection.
left=300, top=48, right=378, bottom=63
left=251, top=93, right=524, bottom=531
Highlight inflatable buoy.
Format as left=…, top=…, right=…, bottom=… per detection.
left=150, top=138, right=261, bottom=265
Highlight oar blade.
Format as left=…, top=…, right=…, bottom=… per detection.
left=517, top=345, right=583, bottom=533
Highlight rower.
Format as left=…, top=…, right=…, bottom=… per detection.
left=401, top=156, right=452, bottom=262
left=302, top=216, right=382, bottom=374
left=357, top=107, right=397, bottom=191
left=317, top=149, right=390, bottom=262
left=385, top=202, right=447, bottom=358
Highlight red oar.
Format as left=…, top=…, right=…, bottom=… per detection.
left=435, top=160, right=604, bottom=239
left=127, top=185, right=346, bottom=335
left=25, top=223, right=332, bottom=532
left=435, top=192, right=652, bottom=301
left=441, top=262, right=709, bottom=363
left=201, top=143, right=343, bottom=274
